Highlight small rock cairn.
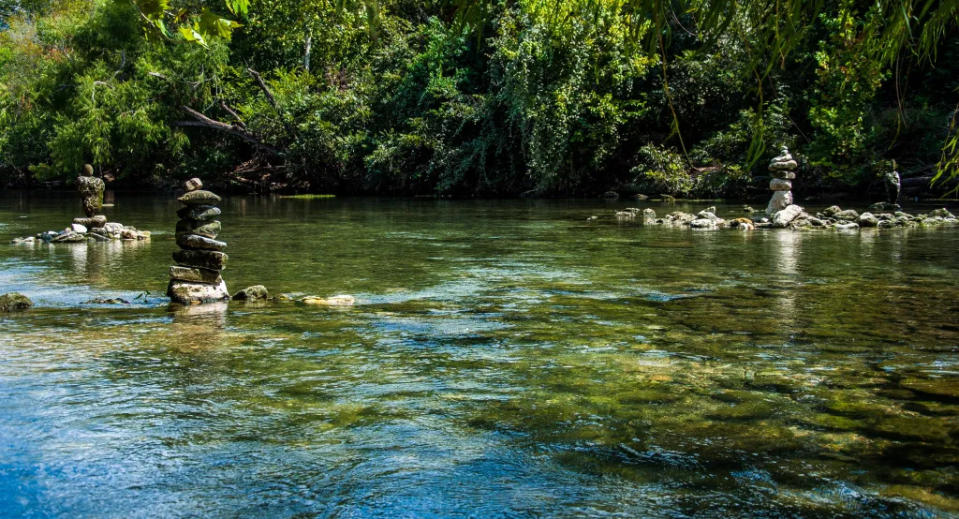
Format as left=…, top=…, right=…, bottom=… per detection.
left=167, top=178, right=230, bottom=305
left=766, top=146, right=798, bottom=216
left=11, top=164, right=150, bottom=244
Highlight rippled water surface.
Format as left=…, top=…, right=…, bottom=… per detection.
left=1, top=193, right=958, bottom=518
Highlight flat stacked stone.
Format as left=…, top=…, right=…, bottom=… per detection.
left=766, top=146, right=798, bottom=215
left=167, top=178, right=229, bottom=304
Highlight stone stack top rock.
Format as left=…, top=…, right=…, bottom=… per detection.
left=168, top=179, right=229, bottom=305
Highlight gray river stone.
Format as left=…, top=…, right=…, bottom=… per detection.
left=73, top=215, right=107, bottom=228
left=0, top=292, right=32, bottom=312
left=168, top=279, right=230, bottom=305
left=176, top=234, right=227, bottom=251
left=178, top=190, right=221, bottom=206
left=185, top=178, right=203, bottom=192
left=766, top=190, right=793, bottom=215
left=170, top=265, right=223, bottom=284
left=177, top=205, right=221, bottom=221
left=176, top=219, right=221, bottom=239
left=232, top=285, right=269, bottom=301
left=771, top=204, right=804, bottom=227
left=769, top=178, right=792, bottom=191
left=173, top=250, right=228, bottom=271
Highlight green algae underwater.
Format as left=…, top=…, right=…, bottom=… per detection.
left=1, top=193, right=957, bottom=518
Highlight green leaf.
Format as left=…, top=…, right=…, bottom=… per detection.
left=178, top=26, right=208, bottom=47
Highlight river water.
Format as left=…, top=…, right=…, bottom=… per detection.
left=1, top=193, right=957, bottom=518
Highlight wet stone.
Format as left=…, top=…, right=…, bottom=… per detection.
left=177, top=205, right=221, bottom=221
left=178, top=190, right=222, bottom=206
left=176, top=234, right=227, bottom=251
left=169, top=265, right=223, bottom=284
left=173, top=250, right=228, bottom=271
left=175, top=219, right=221, bottom=239
left=73, top=215, right=107, bottom=228
left=76, top=175, right=105, bottom=217
left=0, top=292, right=32, bottom=312
left=233, top=285, right=269, bottom=301
left=167, top=279, right=230, bottom=305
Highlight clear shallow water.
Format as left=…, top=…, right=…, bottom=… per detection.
left=1, top=193, right=957, bottom=518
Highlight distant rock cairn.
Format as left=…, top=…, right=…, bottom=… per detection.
left=167, top=178, right=230, bottom=304
left=76, top=164, right=105, bottom=218
left=766, top=146, right=798, bottom=216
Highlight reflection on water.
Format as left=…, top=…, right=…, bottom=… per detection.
left=0, top=195, right=958, bottom=518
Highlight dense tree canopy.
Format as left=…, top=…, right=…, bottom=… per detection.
left=0, top=0, right=957, bottom=197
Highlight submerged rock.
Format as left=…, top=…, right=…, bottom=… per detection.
left=642, top=208, right=657, bottom=224
left=301, top=295, right=356, bottom=306
left=858, top=212, right=879, bottom=227
left=0, top=292, right=32, bottom=312
left=233, top=285, right=269, bottom=301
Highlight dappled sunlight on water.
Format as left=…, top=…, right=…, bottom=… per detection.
left=1, top=195, right=957, bottom=517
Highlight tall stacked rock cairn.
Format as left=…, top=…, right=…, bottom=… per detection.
left=167, top=178, right=230, bottom=305
left=766, top=146, right=798, bottom=216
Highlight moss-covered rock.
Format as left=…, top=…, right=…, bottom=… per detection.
left=0, top=292, right=32, bottom=312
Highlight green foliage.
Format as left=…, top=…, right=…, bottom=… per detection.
left=2, top=0, right=958, bottom=196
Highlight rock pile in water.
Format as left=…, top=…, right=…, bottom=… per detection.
left=766, top=146, right=798, bottom=216
left=10, top=164, right=150, bottom=244
left=167, top=178, right=230, bottom=305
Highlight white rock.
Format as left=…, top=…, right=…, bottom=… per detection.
left=772, top=204, right=804, bottom=227
left=765, top=190, right=793, bottom=215
left=70, top=223, right=87, bottom=233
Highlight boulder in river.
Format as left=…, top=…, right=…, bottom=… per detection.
left=168, top=279, right=230, bottom=305
left=771, top=204, right=804, bottom=227
left=0, top=292, right=32, bottom=312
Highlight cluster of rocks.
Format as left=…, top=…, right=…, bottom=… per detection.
left=618, top=204, right=956, bottom=231
left=167, top=178, right=230, bottom=305
left=10, top=165, right=150, bottom=244
left=787, top=204, right=957, bottom=230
